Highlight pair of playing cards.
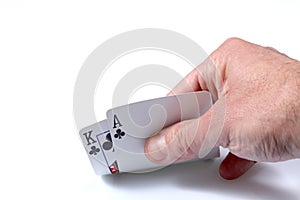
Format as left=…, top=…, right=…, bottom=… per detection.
left=79, top=91, right=219, bottom=175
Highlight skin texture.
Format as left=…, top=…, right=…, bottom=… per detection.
left=144, top=38, right=300, bottom=180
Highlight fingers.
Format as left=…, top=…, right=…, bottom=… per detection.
left=219, top=152, right=256, bottom=180
left=169, top=38, right=247, bottom=96
left=168, top=53, right=221, bottom=100
left=167, top=69, right=201, bottom=96
left=168, top=51, right=227, bottom=103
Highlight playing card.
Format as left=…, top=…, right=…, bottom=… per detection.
left=79, top=120, right=120, bottom=175
left=79, top=91, right=220, bottom=175
left=105, top=91, right=217, bottom=173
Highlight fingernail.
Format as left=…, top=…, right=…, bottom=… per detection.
left=145, top=135, right=167, bottom=163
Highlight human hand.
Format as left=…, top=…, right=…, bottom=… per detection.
left=144, top=38, right=300, bottom=179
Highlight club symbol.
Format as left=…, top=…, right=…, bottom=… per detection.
left=89, top=146, right=100, bottom=155
left=114, top=129, right=125, bottom=139
left=102, top=133, right=113, bottom=151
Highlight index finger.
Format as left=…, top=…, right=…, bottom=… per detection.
left=167, top=56, right=222, bottom=103
left=167, top=68, right=201, bottom=96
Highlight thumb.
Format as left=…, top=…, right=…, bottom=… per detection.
left=144, top=103, right=223, bottom=164
left=219, top=152, right=256, bottom=180
left=145, top=98, right=227, bottom=164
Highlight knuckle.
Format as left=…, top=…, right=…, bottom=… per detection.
left=209, top=37, right=247, bottom=64
left=223, top=37, right=244, bottom=47
left=164, top=123, right=181, bottom=146
left=264, top=46, right=278, bottom=52
left=209, top=38, right=245, bottom=68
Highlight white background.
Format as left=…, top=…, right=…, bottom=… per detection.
left=1, top=0, right=300, bottom=200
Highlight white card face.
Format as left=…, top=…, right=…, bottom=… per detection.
left=106, top=91, right=214, bottom=172
left=79, top=120, right=120, bottom=174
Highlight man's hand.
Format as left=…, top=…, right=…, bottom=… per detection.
left=144, top=38, right=300, bottom=180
